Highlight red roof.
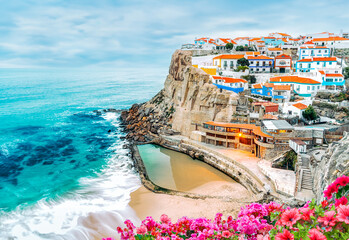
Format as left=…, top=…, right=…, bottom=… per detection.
left=270, top=76, right=321, bottom=84
left=275, top=54, right=292, bottom=59
left=253, top=102, right=278, bottom=106
left=297, top=57, right=336, bottom=62
left=312, top=37, right=349, bottom=42
left=268, top=48, right=282, bottom=51
left=247, top=55, right=273, bottom=60
left=319, top=70, right=325, bottom=75
left=213, top=54, right=245, bottom=60
left=273, top=85, right=291, bottom=90
left=252, top=84, right=262, bottom=89
left=292, top=103, right=308, bottom=110
left=325, top=73, right=344, bottom=77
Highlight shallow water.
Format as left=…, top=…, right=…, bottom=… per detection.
left=137, top=144, right=236, bottom=192
left=0, top=67, right=165, bottom=239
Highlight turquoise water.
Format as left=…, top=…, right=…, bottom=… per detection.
left=0, top=68, right=165, bottom=238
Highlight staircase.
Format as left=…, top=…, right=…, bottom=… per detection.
left=300, top=168, right=313, bottom=191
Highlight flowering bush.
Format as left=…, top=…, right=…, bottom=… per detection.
left=106, top=176, right=349, bottom=240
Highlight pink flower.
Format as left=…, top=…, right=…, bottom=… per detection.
left=160, top=214, right=171, bottom=224
left=308, top=229, right=327, bottom=240
left=257, top=234, right=270, bottom=240
left=335, top=196, right=348, bottom=207
left=318, top=211, right=337, bottom=227
left=136, top=225, right=147, bottom=235
left=300, top=207, right=315, bottom=221
left=336, top=204, right=349, bottom=224
left=275, top=229, right=294, bottom=240
left=102, top=238, right=115, bottom=240
left=280, top=209, right=301, bottom=227
left=222, top=230, right=232, bottom=238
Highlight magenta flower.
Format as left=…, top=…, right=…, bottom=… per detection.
left=280, top=208, right=301, bottom=227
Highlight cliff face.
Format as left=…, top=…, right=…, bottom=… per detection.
left=312, top=132, right=349, bottom=202
left=121, top=50, right=238, bottom=141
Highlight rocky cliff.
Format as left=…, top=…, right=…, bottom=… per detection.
left=312, top=132, right=349, bottom=202
left=121, top=50, right=239, bottom=141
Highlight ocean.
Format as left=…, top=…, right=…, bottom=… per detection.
left=0, top=68, right=166, bottom=239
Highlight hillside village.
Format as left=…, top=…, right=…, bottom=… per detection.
left=175, top=32, right=349, bottom=200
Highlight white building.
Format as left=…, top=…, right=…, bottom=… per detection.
left=266, top=47, right=283, bottom=57
left=270, top=76, right=321, bottom=98
left=312, top=37, right=349, bottom=48
left=274, top=54, right=292, bottom=73
left=298, top=46, right=331, bottom=60
left=211, top=75, right=248, bottom=93
left=295, top=57, right=341, bottom=73
left=281, top=102, right=308, bottom=118
left=212, top=54, right=245, bottom=70
left=289, top=139, right=307, bottom=154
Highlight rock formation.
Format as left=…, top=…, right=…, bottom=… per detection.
left=312, top=132, right=349, bottom=202
left=121, top=50, right=239, bottom=141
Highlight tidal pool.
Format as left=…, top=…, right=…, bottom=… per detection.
left=137, top=144, right=238, bottom=192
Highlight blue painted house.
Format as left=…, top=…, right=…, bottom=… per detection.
left=251, top=83, right=291, bottom=103
left=212, top=76, right=248, bottom=93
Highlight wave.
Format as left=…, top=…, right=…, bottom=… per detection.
left=0, top=112, right=141, bottom=240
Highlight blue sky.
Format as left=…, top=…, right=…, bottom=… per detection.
left=0, top=0, right=348, bottom=68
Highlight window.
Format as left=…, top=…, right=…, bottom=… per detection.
left=263, top=68, right=265, bottom=71
left=335, top=79, right=338, bottom=82
left=317, top=86, right=320, bottom=89
left=319, top=50, right=321, bottom=53
left=256, top=68, right=259, bottom=71
left=312, top=86, right=315, bottom=90
left=325, top=50, right=327, bottom=53
left=317, top=62, right=320, bottom=65
left=300, top=64, right=302, bottom=68
left=307, top=86, right=310, bottom=90
left=303, top=50, right=305, bottom=53
left=308, top=63, right=311, bottom=68
left=329, top=62, right=332, bottom=65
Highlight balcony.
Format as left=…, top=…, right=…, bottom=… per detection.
left=254, top=138, right=274, bottom=149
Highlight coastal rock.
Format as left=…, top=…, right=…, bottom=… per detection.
left=312, top=132, right=349, bottom=202
left=120, top=49, right=239, bottom=142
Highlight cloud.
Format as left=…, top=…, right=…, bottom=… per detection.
left=0, top=0, right=348, bottom=68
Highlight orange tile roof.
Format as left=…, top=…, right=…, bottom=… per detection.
left=275, top=54, right=292, bottom=59
left=263, top=114, right=278, bottom=120
left=318, top=70, right=325, bottom=75
left=252, top=84, right=262, bottom=89
left=273, top=85, right=291, bottom=90
left=300, top=46, right=328, bottom=49
left=268, top=48, right=282, bottom=51
left=213, top=54, right=245, bottom=60
left=222, top=76, right=247, bottom=83
left=292, top=103, right=308, bottom=110
left=277, top=33, right=291, bottom=37
left=325, top=73, right=344, bottom=77
left=270, top=76, right=321, bottom=84
left=247, top=55, right=273, bottom=60
left=264, top=83, right=274, bottom=88
left=204, top=121, right=272, bottom=138
left=245, top=51, right=261, bottom=55
left=297, top=57, right=336, bottom=62
left=303, top=40, right=314, bottom=44
left=312, top=37, right=349, bottom=42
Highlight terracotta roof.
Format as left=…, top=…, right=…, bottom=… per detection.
left=245, top=51, right=261, bottom=55
left=297, top=57, right=336, bottom=62
left=318, top=70, right=325, bottom=75
left=273, top=85, right=291, bottom=90
left=263, top=114, right=278, bottom=120
left=213, top=54, right=245, bottom=60
left=247, top=55, right=273, bottom=60
left=312, top=37, right=349, bottom=42
left=277, top=33, right=291, bottom=37
left=252, top=84, right=262, bottom=89
left=204, top=121, right=272, bottom=138
left=291, top=139, right=306, bottom=145
left=275, top=54, right=292, bottom=59
left=303, top=40, right=314, bottom=44
left=268, top=48, right=282, bottom=51
left=270, top=76, right=321, bottom=84
left=292, top=103, right=308, bottom=110
left=325, top=73, right=344, bottom=77
left=222, top=76, right=247, bottom=83
left=264, top=83, right=274, bottom=88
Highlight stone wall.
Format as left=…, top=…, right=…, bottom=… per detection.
left=311, top=132, right=349, bottom=202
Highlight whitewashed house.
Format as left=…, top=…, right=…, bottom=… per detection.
left=289, top=139, right=307, bottom=153
left=270, top=76, right=321, bottom=98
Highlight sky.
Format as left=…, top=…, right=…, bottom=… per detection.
left=0, top=0, right=348, bottom=69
